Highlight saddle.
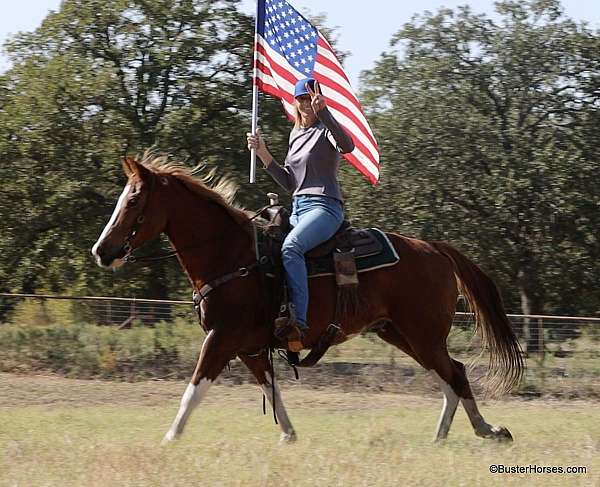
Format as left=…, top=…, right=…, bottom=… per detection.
left=260, top=193, right=383, bottom=264
left=258, top=193, right=399, bottom=365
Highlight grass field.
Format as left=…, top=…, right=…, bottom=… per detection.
left=0, top=373, right=598, bottom=486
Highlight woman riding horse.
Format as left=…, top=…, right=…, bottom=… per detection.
left=246, top=77, right=354, bottom=351
left=92, top=153, right=523, bottom=445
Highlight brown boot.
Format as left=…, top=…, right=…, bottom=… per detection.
left=274, top=316, right=306, bottom=352
left=274, top=315, right=294, bottom=341
left=287, top=325, right=305, bottom=352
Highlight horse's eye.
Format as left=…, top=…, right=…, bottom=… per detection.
left=127, top=197, right=139, bottom=208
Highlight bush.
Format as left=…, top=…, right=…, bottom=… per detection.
left=0, top=317, right=204, bottom=380
left=7, top=299, right=78, bottom=327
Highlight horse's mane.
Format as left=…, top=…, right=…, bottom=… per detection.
left=136, top=151, right=255, bottom=229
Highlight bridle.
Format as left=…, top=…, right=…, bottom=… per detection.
left=120, top=173, right=157, bottom=263
left=120, top=186, right=275, bottom=265
left=115, top=175, right=277, bottom=304
left=122, top=213, right=149, bottom=262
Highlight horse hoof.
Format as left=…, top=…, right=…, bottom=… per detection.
left=161, top=432, right=177, bottom=446
left=279, top=431, right=297, bottom=444
left=491, top=426, right=513, bottom=442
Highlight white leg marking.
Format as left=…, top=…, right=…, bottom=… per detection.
left=91, top=184, right=131, bottom=263
left=162, top=379, right=212, bottom=444
left=261, top=372, right=296, bottom=443
left=162, top=331, right=215, bottom=444
left=197, top=329, right=214, bottom=364
left=430, top=371, right=460, bottom=442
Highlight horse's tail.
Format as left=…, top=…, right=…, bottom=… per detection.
left=431, top=241, right=525, bottom=396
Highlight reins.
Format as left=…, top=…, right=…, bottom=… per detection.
left=123, top=203, right=275, bottom=264
left=123, top=197, right=278, bottom=312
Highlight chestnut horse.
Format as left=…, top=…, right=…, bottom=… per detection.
left=91, top=154, right=524, bottom=444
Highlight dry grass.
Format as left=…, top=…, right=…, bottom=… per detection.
left=0, top=373, right=598, bottom=486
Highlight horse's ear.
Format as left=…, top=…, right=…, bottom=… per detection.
left=122, top=157, right=135, bottom=177
left=127, top=157, right=153, bottom=182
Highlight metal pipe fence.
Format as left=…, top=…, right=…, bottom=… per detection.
left=451, top=311, right=600, bottom=357
left=1, top=293, right=599, bottom=355
left=0, top=292, right=195, bottom=328
left=0, top=293, right=598, bottom=397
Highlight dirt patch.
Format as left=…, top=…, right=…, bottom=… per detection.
left=216, top=359, right=600, bottom=400
left=1, top=372, right=598, bottom=412
left=220, top=359, right=445, bottom=395
left=0, top=372, right=182, bottom=408
left=0, top=371, right=438, bottom=410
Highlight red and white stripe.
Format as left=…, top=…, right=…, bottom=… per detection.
left=254, top=33, right=380, bottom=185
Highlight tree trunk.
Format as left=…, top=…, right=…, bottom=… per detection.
left=517, top=269, right=542, bottom=354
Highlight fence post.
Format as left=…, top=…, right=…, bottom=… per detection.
left=538, top=318, right=544, bottom=358
left=118, top=299, right=137, bottom=329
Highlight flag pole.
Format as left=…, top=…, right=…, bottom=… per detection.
left=249, top=0, right=261, bottom=183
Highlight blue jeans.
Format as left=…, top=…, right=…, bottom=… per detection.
left=282, top=195, right=344, bottom=328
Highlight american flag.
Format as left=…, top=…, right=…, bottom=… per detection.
left=254, top=0, right=380, bottom=185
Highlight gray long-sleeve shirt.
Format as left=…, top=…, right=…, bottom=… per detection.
left=265, top=108, right=354, bottom=202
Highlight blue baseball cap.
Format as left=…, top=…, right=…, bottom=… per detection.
left=294, top=77, right=316, bottom=98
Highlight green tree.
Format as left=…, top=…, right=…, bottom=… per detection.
left=0, top=0, right=257, bottom=299
left=352, top=0, right=600, bottom=349
left=0, top=0, right=343, bottom=306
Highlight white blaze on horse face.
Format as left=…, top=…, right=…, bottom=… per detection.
left=91, top=184, right=132, bottom=267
